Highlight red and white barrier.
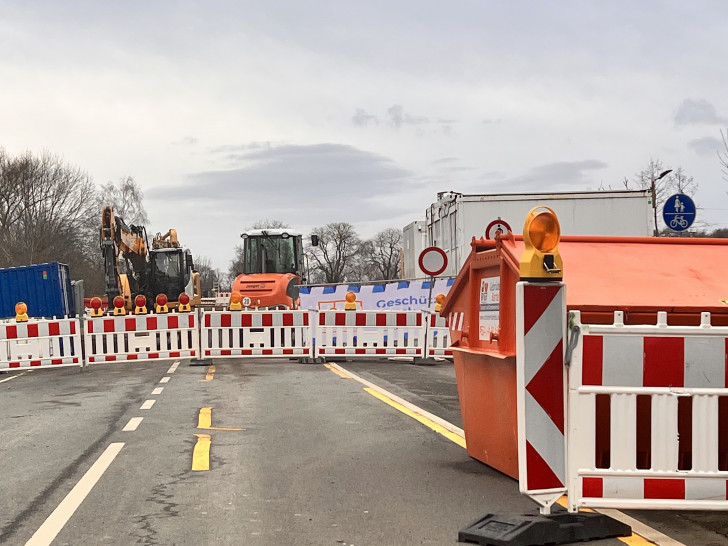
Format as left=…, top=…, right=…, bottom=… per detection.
left=84, top=313, right=197, bottom=363
left=201, top=310, right=311, bottom=357
left=516, top=282, right=567, bottom=512
left=315, top=310, right=424, bottom=358
left=425, top=313, right=452, bottom=358
left=567, top=310, right=728, bottom=511
left=0, top=317, right=81, bottom=369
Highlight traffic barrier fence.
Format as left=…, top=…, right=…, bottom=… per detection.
left=0, top=317, right=81, bottom=369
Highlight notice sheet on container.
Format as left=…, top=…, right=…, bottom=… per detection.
left=479, top=276, right=500, bottom=340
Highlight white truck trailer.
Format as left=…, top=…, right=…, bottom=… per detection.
left=403, top=190, right=653, bottom=278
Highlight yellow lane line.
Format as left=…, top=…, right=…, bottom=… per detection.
left=201, top=364, right=216, bottom=382
left=196, top=407, right=243, bottom=431
left=364, top=387, right=466, bottom=448
left=324, top=363, right=351, bottom=378
left=192, top=434, right=211, bottom=471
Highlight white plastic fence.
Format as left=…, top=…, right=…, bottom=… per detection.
left=567, top=310, right=728, bottom=511
left=201, top=310, right=311, bottom=358
left=84, top=313, right=198, bottom=363
left=425, top=312, right=452, bottom=358
left=315, top=310, right=425, bottom=358
left=0, top=317, right=81, bottom=369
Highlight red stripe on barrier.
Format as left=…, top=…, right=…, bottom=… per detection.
left=395, top=348, right=407, bottom=354
left=356, top=314, right=367, bottom=326
left=526, top=441, right=564, bottom=490
left=303, top=313, right=309, bottom=326
left=104, top=319, right=115, bottom=333
left=127, top=354, right=138, bottom=360
left=125, top=317, right=136, bottom=332
left=205, top=314, right=211, bottom=327
left=396, top=314, right=407, bottom=327
left=523, top=284, right=560, bottom=335
left=283, top=314, right=293, bottom=327
left=168, top=315, right=179, bottom=329
left=582, top=335, right=603, bottom=386
left=644, top=337, right=684, bottom=387
left=147, top=316, right=158, bottom=331
left=49, top=322, right=60, bottom=336
left=644, top=479, right=685, bottom=499
left=241, top=314, right=252, bottom=327
left=222, top=349, right=231, bottom=356
left=205, top=350, right=211, bottom=356
left=582, top=477, right=603, bottom=498
left=335, top=313, right=346, bottom=326
left=27, top=323, right=39, bottom=337
left=170, top=351, right=180, bottom=357
left=335, top=348, right=346, bottom=354
left=106, top=355, right=117, bottom=361
left=376, top=348, right=386, bottom=354
left=355, top=348, right=366, bottom=354
left=241, top=349, right=252, bottom=355
left=87, top=321, right=94, bottom=333
left=70, top=321, right=76, bottom=334
left=221, top=314, right=232, bottom=327
left=263, top=349, right=273, bottom=355
left=283, top=349, right=293, bottom=355
left=30, top=360, right=41, bottom=366
left=376, top=313, right=387, bottom=327
left=416, top=314, right=422, bottom=326
left=52, top=359, right=62, bottom=365
left=263, top=314, right=273, bottom=327
left=6, top=325, right=17, bottom=339
left=527, top=340, right=565, bottom=434
left=149, top=353, right=159, bottom=359
left=9, top=362, right=19, bottom=367
left=319, top=313, right=326, bottom=326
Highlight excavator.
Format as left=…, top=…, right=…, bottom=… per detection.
left=230, top=228, right=315, bottom=309
left=100, top=205, right=201, bottom=311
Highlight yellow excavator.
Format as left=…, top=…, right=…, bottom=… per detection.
left=100, top=206, right=201, bottom=310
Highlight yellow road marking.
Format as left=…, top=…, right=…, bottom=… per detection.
left=196, top=407, right=243, bottom=431
left=325, top=363, right=351, bottom=378
left=192, top=434, right=211, bottom=471
left=201, top=364, right=216, bottom=382
left=363, top=387, right=466, bottom=448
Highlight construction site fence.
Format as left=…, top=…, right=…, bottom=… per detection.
left=0, top=308, right=452, bottom=370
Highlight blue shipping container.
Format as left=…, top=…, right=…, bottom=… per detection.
left=0, top=262, right=75, bottom=319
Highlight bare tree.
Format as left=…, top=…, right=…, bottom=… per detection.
left=364, top=228, right=403, bottom=280
left=306, top=222, right=362, bottom=283
left=0, top=149, right=103, bottom=292
left=634, top=159, right=698, bottom=235
left=193, top=255, right=221, bottom=297
left=99, top=176, right=149, bottom=226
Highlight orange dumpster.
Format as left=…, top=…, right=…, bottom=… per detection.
left=442, top=231, right=728, bottom=479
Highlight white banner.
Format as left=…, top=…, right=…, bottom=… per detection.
left=300, top=278, right=454, bottom=311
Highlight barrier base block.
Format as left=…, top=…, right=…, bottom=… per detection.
left=189, top=358, right=213, bottom=367
left=298, top=356, right=326, bottom=364
left=458, top=508, right=631, bottom=545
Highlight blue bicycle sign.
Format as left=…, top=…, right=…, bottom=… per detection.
left=662, top=193, right=696, bottom=232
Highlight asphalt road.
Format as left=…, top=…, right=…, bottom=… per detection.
left=1, top=358, right=726, bottom=545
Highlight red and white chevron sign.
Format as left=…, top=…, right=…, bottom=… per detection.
left=516, top=281, right=567, bottom=510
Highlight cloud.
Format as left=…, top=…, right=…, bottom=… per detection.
left=674, top=99, right=728, bottom=126
left=688, top=136, right=723, bottom=157
left=146, top=143, right=416, bottom=226
left=484, top=160, right=609, bottom=193
left=352, top=109, right=378, bottom=127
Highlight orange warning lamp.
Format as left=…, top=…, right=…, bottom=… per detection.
left=519, top=206, right=563, bottom=281
left=89, top=297, right=104, bottom=317
left=434, top=293, right=445, bottom=313
left=229, top=291, right=242, bottom=311
left=344, top=291, right=357, bottom=310
left=177, top=292, right=191, bottom=312
left=134, top=294, right=148, bottom=315
left=113, top=295, right=126, bottom=316
left=15, top=302, right=29, bottom=322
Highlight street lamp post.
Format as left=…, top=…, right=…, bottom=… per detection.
left=651, top=169, right=673, bottom=236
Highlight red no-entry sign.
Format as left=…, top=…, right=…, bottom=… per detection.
left=418, top=246, right=448, bottom=277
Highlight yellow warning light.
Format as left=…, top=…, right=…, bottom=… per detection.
left=344, top=291, right=357, bottom=310
left=15, top=302, right=29, bottom=322
left=177, top=292, right=191, bottom=312
left=229, top=291, right=242, bottom=311
left=519, top=206, right=563, bottom=281
left=434, top=293, right=445, bottom=313
left=89, top=297, right=104, bottom=317
left=113, top=296, right=126, bottom=316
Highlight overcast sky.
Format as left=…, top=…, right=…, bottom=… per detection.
left=3, top=1, right=728, bottom=270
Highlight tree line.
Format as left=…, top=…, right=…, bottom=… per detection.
left=3, top=146, right=728, bottom=297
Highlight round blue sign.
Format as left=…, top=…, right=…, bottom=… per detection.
left=662, top=193, right=696, bottom=232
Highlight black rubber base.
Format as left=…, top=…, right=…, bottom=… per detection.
left=459, top=508, right=631, bottom=545
left=188, top=358, right=213, bottom=366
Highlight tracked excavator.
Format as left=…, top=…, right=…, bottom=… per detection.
left=230, top=228, right=316, bottom=309
left=100, top=205, right=201, bottom=311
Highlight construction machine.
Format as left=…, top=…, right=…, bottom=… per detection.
left=100, top=206, right=201, bottom=311
left=231, top=228, right=314, bottom=309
